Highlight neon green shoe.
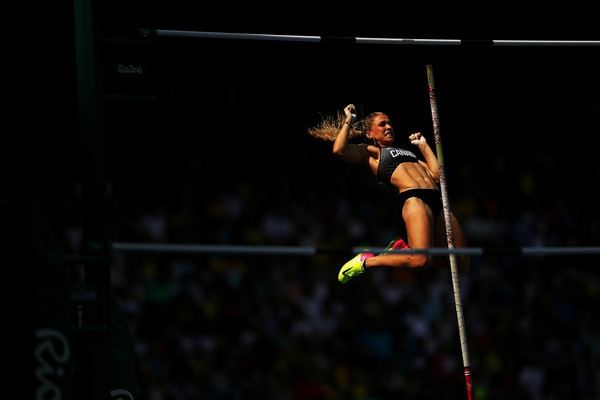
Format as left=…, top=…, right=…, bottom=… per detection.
left=338, top=252, right=374, bottom=284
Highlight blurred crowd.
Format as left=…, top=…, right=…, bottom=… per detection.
left=53, top=146, right=600, bottom=399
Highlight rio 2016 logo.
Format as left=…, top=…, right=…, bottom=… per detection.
left=34, top=329, right=69, bottom=400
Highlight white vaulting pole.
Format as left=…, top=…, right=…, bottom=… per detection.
left=426, top=64, right=474, bottom=400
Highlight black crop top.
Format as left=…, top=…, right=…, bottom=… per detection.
left=377, top=146, right=419, bottom=186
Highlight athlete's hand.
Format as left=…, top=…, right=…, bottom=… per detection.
left=409, top=132, right=427, bottom=146
left=343, top=104, right=356, bottom=122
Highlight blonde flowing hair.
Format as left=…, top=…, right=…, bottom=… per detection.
left=307, top=111, right=363, bottom=141
left=308, top=110, right=386, bottom=142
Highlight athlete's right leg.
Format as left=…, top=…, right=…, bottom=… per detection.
left=364, top=197, right=434, bottom=270
left=433, top=210, right=470, bottom=272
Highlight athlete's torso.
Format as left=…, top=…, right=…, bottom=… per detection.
left=367, top=146, right=438, bottom=192
left=376, top=147, right=419, bottom=184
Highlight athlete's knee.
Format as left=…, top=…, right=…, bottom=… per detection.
left=409, top=254, right=431, bottom=269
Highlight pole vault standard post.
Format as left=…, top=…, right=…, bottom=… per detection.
left=426, top=64, right=474, bottom=400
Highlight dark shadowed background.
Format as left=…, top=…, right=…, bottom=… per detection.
left=9, top=0, right=600, bottom=399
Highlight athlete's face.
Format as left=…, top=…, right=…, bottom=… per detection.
left=367, top=114, right=394, bottom=147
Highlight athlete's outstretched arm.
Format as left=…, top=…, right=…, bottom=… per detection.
left=332, top=104, right=369, bottom=164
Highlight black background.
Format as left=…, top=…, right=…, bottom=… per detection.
left=8, top=0, right=600, bottom=237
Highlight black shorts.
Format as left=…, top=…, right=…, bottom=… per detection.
left=396, top=188, right=443, bottom=217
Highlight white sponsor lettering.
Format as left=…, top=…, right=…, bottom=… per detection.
left=116, top=64, right=144, bottom=74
